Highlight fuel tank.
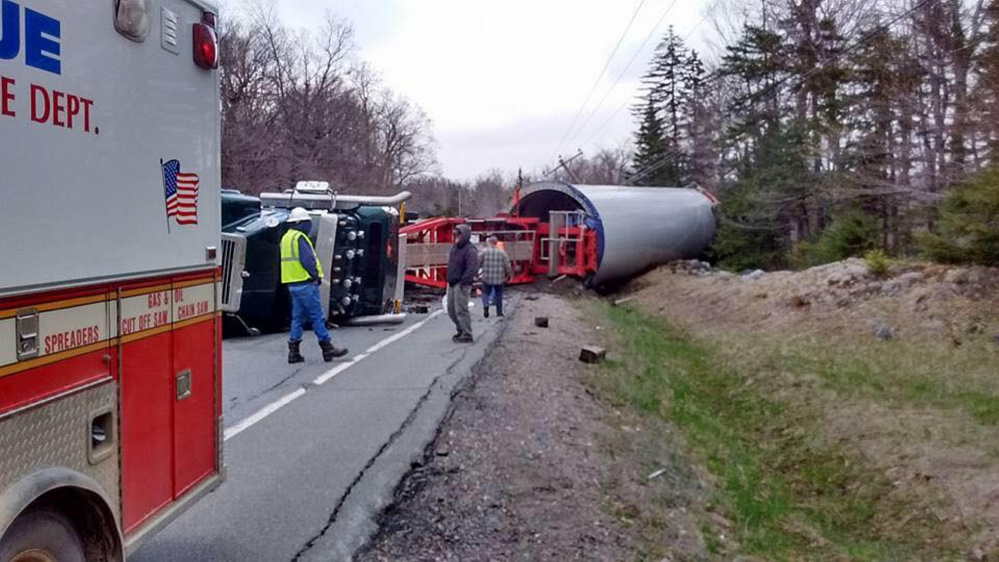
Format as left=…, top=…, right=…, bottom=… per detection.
left=512, top=181, right=717, bottom=285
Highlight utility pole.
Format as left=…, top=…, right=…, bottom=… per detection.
left=544, top=149, right=583, bottom=183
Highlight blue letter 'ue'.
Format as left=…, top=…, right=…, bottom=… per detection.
left=0, top=0, right=62, bottom=76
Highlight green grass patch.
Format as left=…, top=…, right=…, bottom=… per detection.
left=589, top=303, right=963, bottom=561
left=767, top=338, right=999, bottom=425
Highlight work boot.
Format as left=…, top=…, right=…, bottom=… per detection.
left=288, top=341, right=305, bottom=364
left=319, top=340, right=348, bottom=362
left=457, top=333, right=473, bottom=344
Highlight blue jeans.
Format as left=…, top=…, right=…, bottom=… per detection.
left=288, top=283, right=330, bottom=343
left=482, top=284, right=504, bottom=315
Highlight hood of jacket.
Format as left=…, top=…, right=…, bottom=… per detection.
left=454, top=223, right=472, bottom=247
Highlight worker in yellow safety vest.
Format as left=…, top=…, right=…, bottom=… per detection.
left=281, top=207, right=348, bottom=363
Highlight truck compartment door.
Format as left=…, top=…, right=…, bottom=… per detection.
left=170, top=277, right=218, bottom=498
left=119, top=283, right=175, bottom=534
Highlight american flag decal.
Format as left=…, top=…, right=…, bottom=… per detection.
left=162, top=159, right=200, bottom=226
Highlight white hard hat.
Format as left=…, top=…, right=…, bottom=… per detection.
left=287, top=207, right=311, bottom=223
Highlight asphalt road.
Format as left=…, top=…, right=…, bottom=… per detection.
left=132, top=298, right=510, bottom=561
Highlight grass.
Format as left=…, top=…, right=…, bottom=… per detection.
left=766, top=338, right=999, bottom=426
left=587, top=302, right=968, bottom=561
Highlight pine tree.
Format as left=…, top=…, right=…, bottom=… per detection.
left=721, top=24, right=788, bottom=151
left=643, top=27, right=688, bottom=146
left=631, top=27, right=707, bottom=186
left=711, top=123, right=812, bottom=270
left=630, top=98, right=677, bottom=186
left=718, top=24, right=816, bottom=248
left=682, top=49, right=716, bottom=188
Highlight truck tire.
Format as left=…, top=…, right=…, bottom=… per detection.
left=0, top=508, right=86, bottom=562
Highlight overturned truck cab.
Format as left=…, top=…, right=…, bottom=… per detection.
left=220, top=184, right=409, bottom=334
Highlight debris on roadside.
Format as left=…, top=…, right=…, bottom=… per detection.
left=535, top=316, right=549, bottom=328
left=579, top=346, right=607, bottom=364
left=613, top=296, right=636, bottom=307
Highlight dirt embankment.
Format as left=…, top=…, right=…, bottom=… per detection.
left=619, top=259, right=999, bottom=557
left=627, top=258, right=999, bottom=343
left=359, top=293, right=710, bottom=561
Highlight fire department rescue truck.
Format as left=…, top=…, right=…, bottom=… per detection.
left=0, top=1, right=223, bottom=560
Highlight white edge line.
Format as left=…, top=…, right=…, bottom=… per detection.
left=224, top=309, right=444, bottom=441
left=312, top=358, right=361, bottom=385
left=363, top=310, right=443, bottom=354
left=223, top=388, right=306, bottom=441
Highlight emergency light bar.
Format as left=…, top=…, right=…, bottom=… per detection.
left=260, top=191, right=413, bottom=211
left=113, top=0, right=151, bottom=42
left=296, top=181, right=331, bottom=193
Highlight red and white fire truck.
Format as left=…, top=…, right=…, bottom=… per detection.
left=0, top=1, right=223, bottom=559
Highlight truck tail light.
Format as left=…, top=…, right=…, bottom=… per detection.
left=192, top=22, right=218, bottom=69
left=202, top=11, right=217, bottom=28
left=114, top=0, right=151, bottom=42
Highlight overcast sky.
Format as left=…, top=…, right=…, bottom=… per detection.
left=258, top=0, right=716, bottom=180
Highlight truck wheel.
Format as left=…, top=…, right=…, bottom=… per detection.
left=0, top=508, right=85, bottom=562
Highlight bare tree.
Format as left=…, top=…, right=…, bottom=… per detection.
left=218, top=8, right=437, bottom=195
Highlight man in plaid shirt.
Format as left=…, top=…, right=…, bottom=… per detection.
left=479, top=236, right=512, bottom=318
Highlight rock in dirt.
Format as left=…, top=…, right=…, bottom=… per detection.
left=875, top=325, right=895, bottom=341
left=535, top=316, right=549, bottom=328
left=579, top=346, right=607, bottom=364
left=743, top=269, right=765, bottom=281
left=788, top=294, right=810, bottom=308
left=897, top=271, right=923, bottom=287
left=944, top=268, right=970, bottom=285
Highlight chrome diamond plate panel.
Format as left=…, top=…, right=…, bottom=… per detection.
left=0, top=383, right=120, bottom=521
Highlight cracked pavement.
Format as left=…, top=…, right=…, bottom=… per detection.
left=131, top=298, right=512, bottom=562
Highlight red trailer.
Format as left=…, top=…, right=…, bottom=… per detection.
left=401, top=214, right=599, bottom=289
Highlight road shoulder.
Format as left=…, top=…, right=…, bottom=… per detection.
left=359, top=293, right=710, bottom=561
left=296, top=299, right=513, bottom=561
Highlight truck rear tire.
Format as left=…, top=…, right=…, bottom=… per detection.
left=0, top=508, right=86, bottom=562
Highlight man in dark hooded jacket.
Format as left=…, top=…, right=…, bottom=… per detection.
left=447, top=223, right=478, bottom=342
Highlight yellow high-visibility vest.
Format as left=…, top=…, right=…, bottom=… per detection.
left=280, top=229, right=323, bottom=284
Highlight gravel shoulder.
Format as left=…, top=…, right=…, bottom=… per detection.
left=358, top=291, right=709, bottom=562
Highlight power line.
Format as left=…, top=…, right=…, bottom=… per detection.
left=578, top=11, right=710, bottom=151
left=548, top=0, right=649, bottom=165
left=568, top=0, right=684, bottom=148
left=628, top=148, right=685, bottom=184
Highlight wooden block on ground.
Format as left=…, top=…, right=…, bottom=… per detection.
left=579, top=346, right=607, bottom=364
